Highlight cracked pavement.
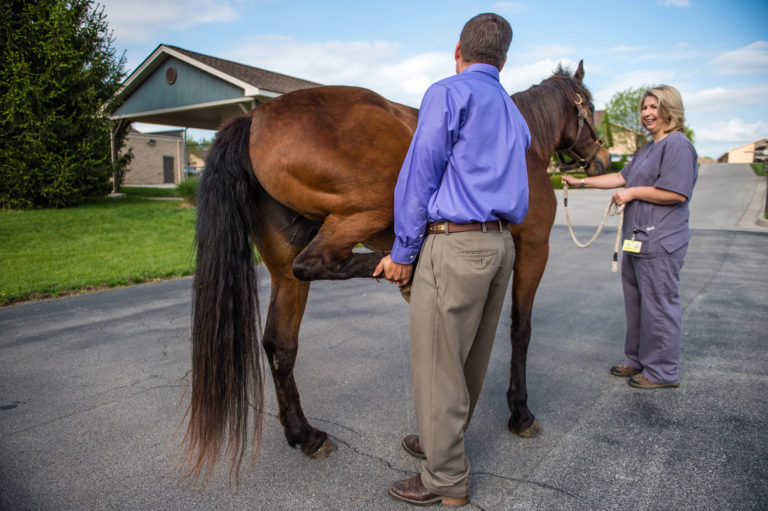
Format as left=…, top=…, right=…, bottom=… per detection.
left=1, top=163, right=766, bottom=510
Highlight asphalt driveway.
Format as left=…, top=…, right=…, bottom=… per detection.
left=1, top=164, right=766, bottom=510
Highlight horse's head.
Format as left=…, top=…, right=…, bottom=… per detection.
left=554, top=61, right=610, bottom=177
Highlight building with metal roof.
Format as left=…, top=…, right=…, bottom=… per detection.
left=109, top=45, right=321, bottom=188
left=111, top=44, right=320, bottom=130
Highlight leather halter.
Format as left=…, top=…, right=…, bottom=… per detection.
left=556, top=94, right=606, bottom=173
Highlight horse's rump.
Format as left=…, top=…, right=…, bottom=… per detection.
left=247, top=86, right=418, bottom=222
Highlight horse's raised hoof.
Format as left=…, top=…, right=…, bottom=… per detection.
left=308, top=436, right=336, bottom=459
left=509, top=419, right=541, bottom=438
left=398, top=284, right=411, bottom=303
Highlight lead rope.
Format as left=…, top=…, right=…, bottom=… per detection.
left=562, top=181, right=624, bottom=272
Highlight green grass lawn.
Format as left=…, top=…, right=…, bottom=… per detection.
left=121, top=185, right=181, bottom=198
left=0, top=195, right=197, bottom=305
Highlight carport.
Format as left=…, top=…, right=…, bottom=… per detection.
left=108, top=44, right=320, bottom=190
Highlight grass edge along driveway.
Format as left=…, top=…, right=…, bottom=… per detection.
left=0, top=195, right=198, bottom=306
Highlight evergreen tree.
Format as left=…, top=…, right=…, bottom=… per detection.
left=0, top=0, right=127, bottom=208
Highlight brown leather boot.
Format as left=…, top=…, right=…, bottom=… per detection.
left=389, top=474, right=469, bottom=506
left=610, top=364, right=641, bottom=377
left=628, top=374, right=679, bottom=389
left=402, top=434, right=425, bottom=459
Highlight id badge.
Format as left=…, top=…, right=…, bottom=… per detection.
left=622, top=239, right=642, bottom=253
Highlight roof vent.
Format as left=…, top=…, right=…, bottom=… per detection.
left=166, top=67, right=177, bottom=85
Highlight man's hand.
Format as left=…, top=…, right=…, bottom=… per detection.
left=373, top=255, right=413, bottom=287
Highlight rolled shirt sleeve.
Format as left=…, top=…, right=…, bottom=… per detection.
left=654, top=132, right=697, bottom=200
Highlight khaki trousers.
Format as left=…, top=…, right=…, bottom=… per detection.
left=409, top=229, right=515, bottom=497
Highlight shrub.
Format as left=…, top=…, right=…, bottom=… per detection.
left=177, top=178, right=200, bottom=205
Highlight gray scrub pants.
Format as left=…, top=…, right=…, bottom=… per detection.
left=408, top=228, right=514, bottom=498
left=621, top=245, right=687, bottom=385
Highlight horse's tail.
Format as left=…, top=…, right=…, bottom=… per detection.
left=183, top=114, right=264, bottom=483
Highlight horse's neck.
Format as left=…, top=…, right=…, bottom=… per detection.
left=512, top=91, right=565, bottom=164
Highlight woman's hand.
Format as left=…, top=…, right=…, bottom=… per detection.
left=612, top=188, right=635, bottom=206
left=561, top=175, right=582, bottom=188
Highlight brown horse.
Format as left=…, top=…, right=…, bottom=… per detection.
left=183, top=60, right=609, bottom=480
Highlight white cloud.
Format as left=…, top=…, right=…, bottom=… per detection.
left=697, top=118, right=768, bottom=144
left=592, top=69, right=677, bottom=108
left=100, top=0, right=239, bottom=45
left=661, top=0, right=691, bottom=6
left=710, top=41, right=768, bottom=75
left=501, top=58, right=580, bottom=93
left=526, top=44, right=577, bottom=59
left=225, top=35, right=585, bottom=106
left=224, top=35, right=452, bottom=106
left=684, top=83, right=768, bottom=112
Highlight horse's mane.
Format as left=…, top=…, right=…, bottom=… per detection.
left=512, top=65, right=591, bottom=162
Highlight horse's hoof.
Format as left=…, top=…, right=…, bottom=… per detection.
left=309, top=436, right=336, bottom=459
left=398, top=284, right=411, bottom=303
left=511, top=420, right=541, bottom=438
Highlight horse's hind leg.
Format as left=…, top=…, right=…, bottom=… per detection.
left=291, top=212, right=390, bottom=281
left=262, top=273, right=335, bottom=458
left=254, top=196, right=335, bottom=458
left=507, top=235, right=548, bottom=438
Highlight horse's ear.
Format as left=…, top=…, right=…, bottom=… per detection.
left=574, top=60, right=584, bottom=83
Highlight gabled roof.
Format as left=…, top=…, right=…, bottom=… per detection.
left=166, top=46, right=320, bottom=96
left=110, top=44, right=321, bottom=130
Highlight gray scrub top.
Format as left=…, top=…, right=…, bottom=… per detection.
left=620, top=131, right=698, bottom=257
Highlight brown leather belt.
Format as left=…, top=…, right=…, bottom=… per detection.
left=427, top=220, right=509, bottom=235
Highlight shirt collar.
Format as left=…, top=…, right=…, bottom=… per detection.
left=462, top=63, right=500, bottom=81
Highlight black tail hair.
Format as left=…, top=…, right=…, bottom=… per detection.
left=182, top=114, right=264, bottom=483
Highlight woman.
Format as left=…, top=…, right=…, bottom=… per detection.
left=563, top=85, right=697, bottom=389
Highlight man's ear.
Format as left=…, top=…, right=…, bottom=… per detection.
left=454, top=41, right=462, bottom=63
left=499, top=55, right=507, bottom=72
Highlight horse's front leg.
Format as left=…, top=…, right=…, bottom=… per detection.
left=262, top=274, right=336, bottom=458
left=506, top=235, right=549, bottom=438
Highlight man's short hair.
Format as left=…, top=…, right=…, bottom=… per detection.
left=459, top=13, right=512, bottom=69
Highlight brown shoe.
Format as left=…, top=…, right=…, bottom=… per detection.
left=628, top=374, right=679, bottom=389
left=610, top=364, right=641, bottom=377
left=389, top=474, right=469, bottom=507
left=402, top=434, right=425, bottom=459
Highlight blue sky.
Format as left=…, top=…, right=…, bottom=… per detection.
left=101, top=0, right=768, bottom=159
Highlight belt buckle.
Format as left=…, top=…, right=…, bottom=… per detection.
left=430, top=222, right=448, bottom=234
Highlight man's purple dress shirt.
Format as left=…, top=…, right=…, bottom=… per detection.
left=390, top=63, right=530, bottom=264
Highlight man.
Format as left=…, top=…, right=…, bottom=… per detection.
left=373, top=12, right=530, bottom=506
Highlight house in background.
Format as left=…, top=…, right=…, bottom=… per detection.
left=717, top=138, right=768, bottom=163
left=109, top=45, right=321, bottom=188
left=122, top=128, right=185, bottom=185
left=187, top=151, right=207, bottom=172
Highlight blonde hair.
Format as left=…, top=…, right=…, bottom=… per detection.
left=640, top=85, right=686, bottom=134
